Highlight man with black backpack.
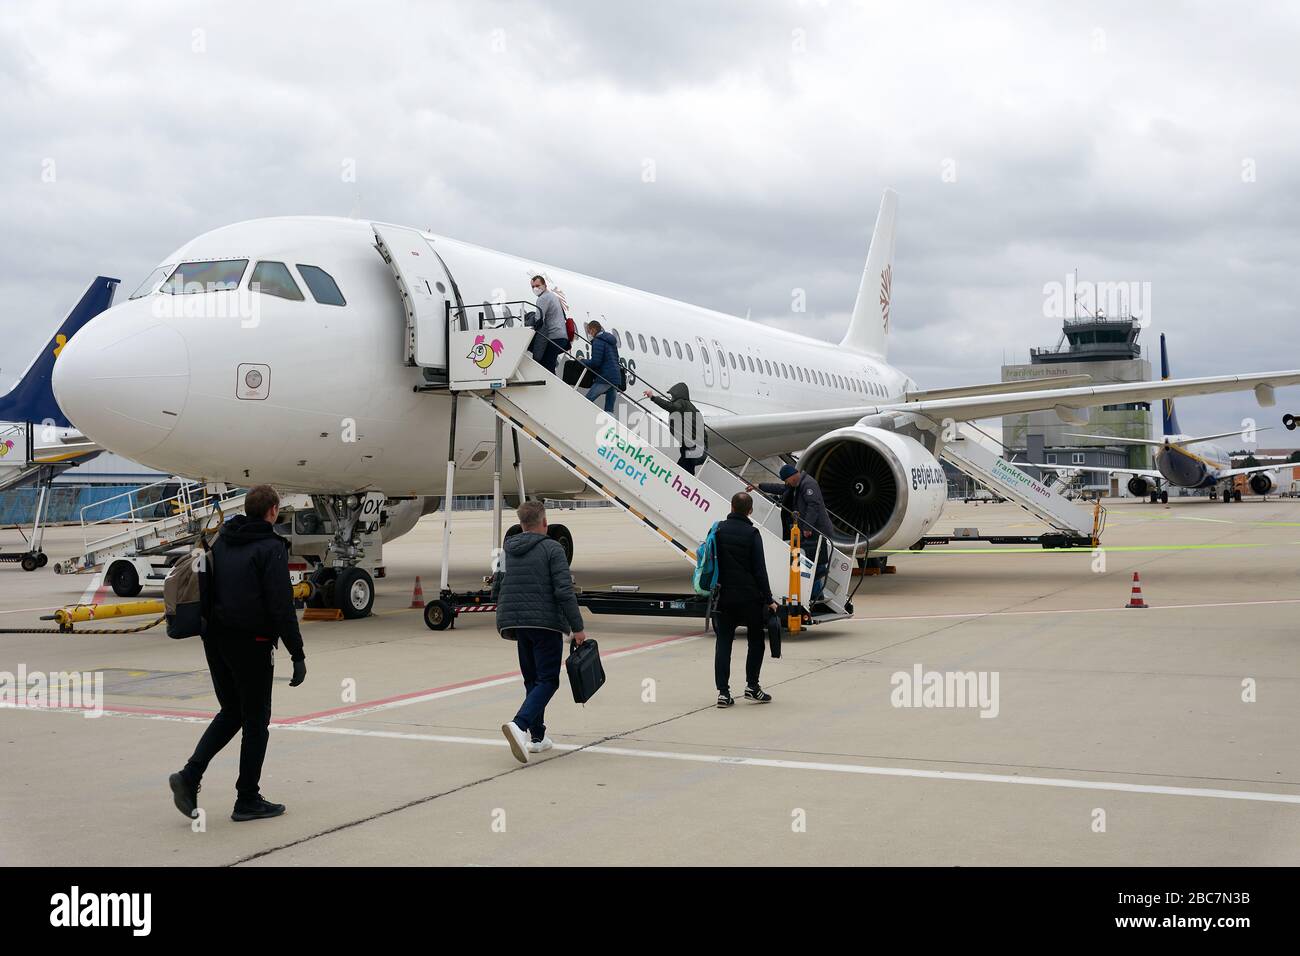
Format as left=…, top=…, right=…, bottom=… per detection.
left=168, top=484, right=306, bottom=823
left=710, top=491, right=776, bottom=707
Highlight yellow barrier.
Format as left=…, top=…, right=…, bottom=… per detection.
left=48, top=581, right=313, bottom=628
left=787, top=525, right=802, bottom=634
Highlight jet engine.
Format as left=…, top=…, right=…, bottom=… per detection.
left=798, top=425, right=947, bottom=553
left=1249, top=473, right=1274, bottom=495
left=1126, top=476, right=1152, bottom=497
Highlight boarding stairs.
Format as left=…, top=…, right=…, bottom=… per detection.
left=939, top=426, right=1103, bottom=546
left=54, top=479, right=248, bottom=575
left=441, top=318, right=855, bottom=621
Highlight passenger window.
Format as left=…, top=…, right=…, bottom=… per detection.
left=701, top=346, right=710, bottom=364
left=250, top=261, right=304, bottom=301
left=662, top=338, right=671, bottom=355
left=716, top=349, right=725, bottom=368
left=651, top=338, right=660, bottom=355
left=728, top=353, right=736, bottom=369
left=686, top=343, right=695, bottom=362
left=625, top=331, right=635, bottom=351
left=296, top=265, right=346, bottom=306
left=638, top=334, right=648, bottom=351
left=747, top=356, right=755, bottom=373
left=674, top=341, right=683, bottom=360
left=161, top=259, right=248, bottom=294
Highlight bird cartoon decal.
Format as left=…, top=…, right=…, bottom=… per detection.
left=0, top=439, right=13, bottom=458
left=467, top=334, right=504, bottom=370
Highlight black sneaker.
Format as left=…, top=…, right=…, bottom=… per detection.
left=231, top=797, right=286, bottom=822
left=744, top=685, right=772, bottom=703
left=717, top=691, right=734, bottom=708
left=168, top=772, right=199, bottom=818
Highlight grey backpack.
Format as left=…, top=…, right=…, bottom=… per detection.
left=164, top=522, right=218, bottom=639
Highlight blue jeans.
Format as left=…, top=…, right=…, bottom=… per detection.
left=586, top=380, right=617, bottom=413
left=512, top=628, right=564, bottom=741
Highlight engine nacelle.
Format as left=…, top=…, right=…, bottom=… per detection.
left=799, top=425, right=947, bottom=553
left=1126, top=475, right=1152, bottom=497
left=1249, top=473, right=1274, bottom=495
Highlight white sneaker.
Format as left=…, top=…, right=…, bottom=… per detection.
left=527, top=736, right=554, bottom=754
left=502, top=722, right=530, bottom=763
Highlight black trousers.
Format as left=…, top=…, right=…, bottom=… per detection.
left=183, top=633, right=275, bottom=800
left=713, top=602, right=766, bottom=692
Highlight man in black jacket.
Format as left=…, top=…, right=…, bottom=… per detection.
left=643, top=382, right=708, bottom=475
left=168, top=485, right=306, bottom=822
left=712, top=491, right=777, bottom=707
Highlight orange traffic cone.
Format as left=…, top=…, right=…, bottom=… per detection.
left=1126, top=571, right=1148, bottom=609
left=410, top=576, right=425, bottom=609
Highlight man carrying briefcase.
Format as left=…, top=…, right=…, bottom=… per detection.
left=492, top=500, right=588, bottom=763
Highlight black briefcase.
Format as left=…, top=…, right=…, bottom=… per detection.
left=566, top=638, right=606, bottom=704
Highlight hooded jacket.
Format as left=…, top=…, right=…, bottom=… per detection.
left=491, top=531, right=585, bottom=637
left=649, top=382, right=708, bottom=461
left=714, top=512, right=773, bottom=608
left=199, top=514, right=305, bottom=660
left=581, top=330, right=622, bottom=386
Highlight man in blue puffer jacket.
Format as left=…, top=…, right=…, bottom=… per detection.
left=492, top=500, right=588, bottom=762
left=579, top=319, right=621, bottom=413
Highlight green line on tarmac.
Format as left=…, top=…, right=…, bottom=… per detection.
left=881, top=543, right=1272, bottom=555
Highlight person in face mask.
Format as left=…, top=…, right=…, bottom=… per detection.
left=530, top=275, right=571, bottom=375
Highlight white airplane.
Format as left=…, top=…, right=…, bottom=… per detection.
left=48, top=190, right=1300, bottom=610
left=1024, top=334, right=1285, bottom=503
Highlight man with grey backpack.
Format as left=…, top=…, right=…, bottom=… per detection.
left=167, top=485, right=306, bottom=823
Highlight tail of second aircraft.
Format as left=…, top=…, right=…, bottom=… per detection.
left=841, top=188, right=897, bottom=359
left=1159, top=332, right=1182, bottom=437
left=0, top=276, right=118, bottom=428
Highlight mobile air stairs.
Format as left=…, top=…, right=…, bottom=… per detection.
left=0, top=422, right=94, bottom=571
left=54, top=480, right=250, bottom=596
left=418, top=307, right=858, bottom=634
left=924, top=425, right=1104, bottom=549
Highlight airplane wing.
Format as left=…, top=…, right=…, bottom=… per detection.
left=1063, top=428, right=1270, bottom=447
left=1218, top=462, right=1291, bottom=479
left=706, top=369, right=1300, bottom=460
left=1017, top=462, right=1164, bottom=481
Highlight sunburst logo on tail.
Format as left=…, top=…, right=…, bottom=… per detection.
left=467, top=334, right=504, bottom=370
left=879, top=265, right=892, bottom=333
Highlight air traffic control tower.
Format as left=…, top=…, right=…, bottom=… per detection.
left=1001, top=314, right=1153, bottom=496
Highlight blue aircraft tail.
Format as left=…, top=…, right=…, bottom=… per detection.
left=0, top=277, right=118, bottom=428
left=1159, top=333, right=1181, bottom=438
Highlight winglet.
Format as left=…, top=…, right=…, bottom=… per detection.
left=841, top=189, right=897, bottom=359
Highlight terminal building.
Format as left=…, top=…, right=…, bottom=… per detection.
left=1001, top=314, right=1154, bottom=496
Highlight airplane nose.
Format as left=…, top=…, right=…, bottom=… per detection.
left=53, top=311, right=190, bottom=458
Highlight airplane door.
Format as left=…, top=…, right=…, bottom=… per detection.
left=695, top=336, right=714, bottom=388
left=372, top=224, right=454, bottom=370
left=711, top=339, right=731, bottom=389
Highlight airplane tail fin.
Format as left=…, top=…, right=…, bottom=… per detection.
left=0, top=276, right=118, bottom=428
left=840, top=189, right=897, bottom=359
left=1159, top=332, right=1181, bottom=437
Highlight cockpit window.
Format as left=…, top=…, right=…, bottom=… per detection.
left=250, top=261, right=304, bottom=301
left=161, top=259, right=249, bottom=294
left=128, top=265, right=174, bottom=300
left=296, top=265, right=346, bottom=306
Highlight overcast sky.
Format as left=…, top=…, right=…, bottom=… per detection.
left=3, top=0, right=1299, bottom=446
